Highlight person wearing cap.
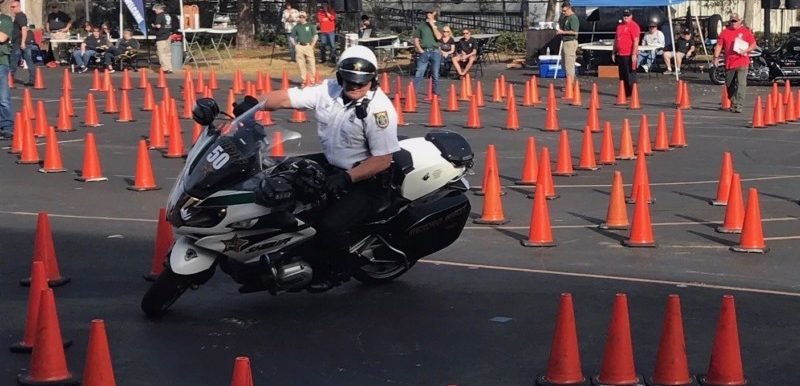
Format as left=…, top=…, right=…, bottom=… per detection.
left=151, top=3, right=173, bottom=73
left=316, top=1, right=336, bottom=64
left=557, top=2, right=579, bottom=79
left=663, top=28, right=695, bottom=75
left=291, top=11, right=318, bottom=84
left=612, top=9, right=640, bottom=97
left=45, top=3, right=71, bottom=63
left=413, top=7, right=444, bottom=96
left=713, top=13, right=755, bottom=113
left=637, top=21, right=664, bottom=73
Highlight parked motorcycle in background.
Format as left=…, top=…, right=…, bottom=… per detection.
left=710, top=36, right=800, bottom=84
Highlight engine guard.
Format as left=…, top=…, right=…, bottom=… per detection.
left=169, top=236, right=218, bottom=275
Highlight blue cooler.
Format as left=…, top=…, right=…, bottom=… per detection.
left=539, top=55, right=566, bottom=78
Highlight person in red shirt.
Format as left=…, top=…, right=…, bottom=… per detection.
left=316, top=1, right=337, bottom=64
left=612, top=9, right=640, bottom=98
left=713, top=13, right=756, bottom=113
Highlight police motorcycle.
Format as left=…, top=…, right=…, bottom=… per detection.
left=140, top=98, right=474, bottom=317
left=710, top=35, right=800, bottom=84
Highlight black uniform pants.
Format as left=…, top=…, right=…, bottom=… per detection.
left=617, top=55, right=638, bottom=97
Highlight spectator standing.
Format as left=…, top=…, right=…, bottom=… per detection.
left=413, top=7, right=443, bottom=96
left=9, top=0, right=34, bottom=86
left=291, top=11, right=317, bottom=84
left=152, top=3, right=173, bottom=73
left=358, top=15, right=371, bottom=38
left=281, top=2, right=299, bottom=61
left=453, top=29, right=477, bottom=77
left=316, top=1, right=336, bottom=64
left=72, top=26, right=108, bottom=73
left=637, top=21, right=664, bottom=73
left=45, top=3, right=71, bottom=64
left=663, top=29, right=694, bottom=75
left=105, top=28, right=139, bottom=71
left=557, top=2, right=579, bottom=79
left=713, top=13, right=756, bottom=113
left=612, top=9, right=640, bottom=97
left=0, top=9, right=13, bottom=139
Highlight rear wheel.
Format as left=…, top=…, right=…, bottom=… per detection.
left=141, top=266, right=194, bottom=318
left=706, top=14, right=723, bottom=39
left=353, top=259, right=415, bottom=285
left=709, top=64, right=726, bottom=85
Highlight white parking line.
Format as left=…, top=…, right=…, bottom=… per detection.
left=473, top=174, right=800, bottom=190
left=419, top=259, right=800, bottom=297
left=463, top=216, right=799, bottom=230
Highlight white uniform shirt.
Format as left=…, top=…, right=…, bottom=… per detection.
left=288, top=79, right=400, bottom=170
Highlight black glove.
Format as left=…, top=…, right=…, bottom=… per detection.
left=324, top=171, right=352, bottom=197
left=232, top=95, right=259, bottom=117
left=255, top=175, right=294, bottom=206
left=292, top=159, right=327, bottom=202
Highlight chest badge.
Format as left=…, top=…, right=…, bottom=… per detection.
left=374, top=111, right=389, bottom=129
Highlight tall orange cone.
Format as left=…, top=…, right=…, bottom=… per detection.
left=775, top=93, right=786, bottom=124
left=771, top=82, right=780, bottom=108
left=716, top=173, right=744, bottom=234
left=473, top=160, right=509, bottom=225
left=120, top=68, right=132, bottom=90
left=585, top=103, right=600, bottom=132
left=459, top=76, right=471, bottom=101
left=426, top=95, right=445, bottom=127
left=562, top=75, right=574, bottom=101
left=182, top=83, right=196, bottom=119
left=628, top=149, right=653, bottom=204
left=542, top=91, right=561, bottom=132
left=535, top=293, right=587, bottom=386
left=380, top=71, right=390, bottom=94
left=404, top=82, right=417, bottom=113
left=614, top=80, right=627, bottom=105
left=17, top=289, right=78, bottom=386
left=55, top=96, right=73, bottom=132
left=102, top=68, right=112, bottom=92
left=83, top=93, right=103, bottom=127
left=764, top=94, right=776, bottom=126
left=475, top=80, right=486, bottom=106
left=504, top=84, right=520, bottom=130
left=527, top=147, right=559, bottom=200
left=516, top=136, right=538, bottom=185
left=678, top=81, right=691, bottom=109
left=156, top=68, right=167, bottom=88
left=163, top=122, right=186, bottom=158
left=711, top=152, right=733, bottom=206
left=39, top=127, right=67, bottom=173
left=674, top=80, right=684, bottom=106
left=521, top=172, right=556, bottom=247
left=530, top=75, right=542, bottom=105
left=577, top=126, right=599, bottom=171
left=446, top=83, right=460, bottom=112
left=256, top=109, right=275, bottom=126
left=636, top=114, right=652, bottom=155
left=698, top=295, right=749, bottom=385
left=475, top=144, right=504, bottom=196
left=617, top=119, right=636, bottom=160
left=9, top=113, right=23, bottom=154
left=209, top=69, right=219, bottom=90
left=594, top=294, right=643, bottom=385
left=783, top=79, right=792, bottom=104
left=82, top=320, right=116, bottom=386
left=730, top=188, right=769, bottom=253
left=23, top=88, right=34, bottom=118
left=393, top=93, right=407, bottom=126
left=590, top=82, right=600, bottom=110
left=226, top=89, right=235, bottom=116
left=128, top=140, right=160, bottom=191
left=720, top=85, right=731, bottom=110
left=104, top=86, right=119, bottom=114
left=18, top=213, right=70, bottom=287
left=653, top=112, right=670, bottom=151
left=64, top=88, right=75, bottom=117
left=628, top=83, right=641, bottom=110
left=230, top=357, right=254, bottom=386
left=138, top=67, right=149, bottom=89
left=148, top=106, right=166, bottom=150
left=270, top=130, right=285, bottom=158
left=649, top=295, right=693, bottom=386
left=570, top=79, right=582, bottom=106
left=523, top=79, right=533, bottom=106
left=141, top=82, right=155, bottom=111
left=34, top=100, right=49, bottom=138
left=786, top=90, right=797, bottom=122
left=115, top=90, right=135, bottom=122
left=465, top=94, right=482, bottom=129
left=546, top=83, right=558, bottom=111
left=464, top=73, right=473, bottom=97
left=289, top=109, right=307, bottom=123
left=196, top=70, right=206, bottom=94
left=17, top=113, right=41, bottom=164
left=598, top=121, right=617, bottom=165
left=553, top=130, right=576, bottom=176
left=61, top=68, right=72, bottom=91
left=599, top=171, right=629, bottom=230
left=76, top=132, right=108, bottom=182
left=670, top=109, right=687, bottom=148
left=11, top=261, right=72, bottom=352
left=90, top=68, right=102, bottom=91
left=144, top=208, right=173, bottom=281
left=623, top=187, right=656, bottom=247
left=492, top=77, right=503, bottom=103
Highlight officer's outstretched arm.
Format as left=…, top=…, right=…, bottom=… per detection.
left=261, top=90, right=294, bottom=111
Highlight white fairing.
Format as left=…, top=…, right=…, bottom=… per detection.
left=398, top=138, right=464, bottom=200
left=170, top=236, right=217, bottom=275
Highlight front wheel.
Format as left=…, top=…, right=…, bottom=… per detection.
left=141, top=266, right=193, bottom=318
left=352, top=260, right=415, bottom=285
left=709, top=65, right=726, bottom=85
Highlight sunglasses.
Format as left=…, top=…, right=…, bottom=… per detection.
left=344, top=79, right=370, bottom=88
left=729, top=19, right=740, bottom=23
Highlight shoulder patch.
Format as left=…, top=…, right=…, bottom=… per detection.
left=374, top=111, right=389, bottom=129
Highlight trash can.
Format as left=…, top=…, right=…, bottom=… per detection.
left=171, top=42, right=183, bottom=70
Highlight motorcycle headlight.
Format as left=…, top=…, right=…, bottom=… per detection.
left=182, top=206, right=227, bottom=228
left=229, top=218, right=258, bottom=229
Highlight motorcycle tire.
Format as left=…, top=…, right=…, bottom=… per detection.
left=706, top=14, right=723, bottom=40
left=141, top=266, right=193, bottom=318
left=353, top=260, right=416, bottom=285
left=709, top=65, right=726, bottom=85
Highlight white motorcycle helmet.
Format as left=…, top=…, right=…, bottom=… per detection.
left=336, top=45, right=379, bottom=90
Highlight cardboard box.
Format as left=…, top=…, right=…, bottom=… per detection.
left=598, top=65, right=619, bottom=78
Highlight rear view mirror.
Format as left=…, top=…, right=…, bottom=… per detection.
left=192, top=98, right=220, bottom=126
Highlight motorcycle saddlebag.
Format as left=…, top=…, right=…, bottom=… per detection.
left=390, top=189, right=470, bottom=260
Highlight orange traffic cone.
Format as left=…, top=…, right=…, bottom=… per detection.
left=464, top=73, right=473, bottom=97
left=553, top=130, right=576, bottom=176
left=594, top=294, right=643, bottom=385
left=465, top=94, right=482, bottom=129
left=55, top=96, right=73, bottom=132
left=76, top=133, right=108, bottom=182
left=530, top=75, right=542, bottom=105
left=698, top=295, right=749, bottom=385
left=446, top=83, right=459, bottom=112
left=426, top=95, right=445, bottom=127
left=649, top=295, right=693, bottom=386
left=459, top=76, right=471, bottom=101
left=600, top=171, right=629, bottom=230
left=678, top=81, right=691, bottom=109
left=10, top=261, right=72, bottom=352
left=141, top=82, right=155, bottom=111
left=270, top=130, right=285, bottom=158
left=523, top=79, right=533, bottom=106
left=628, top=83, right=641, bottom=110
left=380, top=72, right=390, bottom=94
left=393, top=93, right=407, bottom=126
left=138, top=67, right=149, bottom=89
left=144, top=208, right=173, bottom=281
left=720, top=85, right=731, bottom=110
left=163, top=122, right=186, bottom=158
left=148, top=106, right=166, bottom=150
left=637, top=114, right=652, bottom=156
left=492, top=77, right=503, bottom=103
left=546, top=83, right=558, bottom=111
left=17, top=113, right=40, bottom=164
left=764, top=94, right=776, bottom=126
left=115, top=90, right=135, bottom=122
left=527, top=147, right=559, bottom=200
left=475, top=80, right=486, bottom=107
left=730, top=188, right=769, bottom=253
left=183, top=84, right=196, bottom=119
left=711, top=152, right=734, bottom=206
left=670, top=109, right=687, bottom=148
left=775, top=93, right=787, bottom=124
left=562, top=75, right=574, bottom=101
left=64, top=88, right=75, bottom=117
left=394, top=75, right=403, bottom=100
left=128, top=140, right=160, bottom=191
left=585, top=103, right=600, bottom=132
left=504, top=85, right=520, bottom=130
left=104, top=86, right=118, bottom=114
left=230, top=357, right=254, bottom=386
left=83, top=93, right=103, bottom=127
left=17, top=289, right=77, bottom=386
left=614, top=80, right=627, bottom=105
left=102, top=69, right=112, bottom=92
left=289, top=109, right=307, bottom=123
left=499, top=74, right=507, bottom=98
left=209, top=69, right=219, bottom=90
left=521, top=172, right=556, bottom=247
left=82, top=319, right=116, bottom=386
left=674, top=80, right=684, bottom=106
left=156, top=68, right=167, bottom=88
left=570, top=79, right=582, bottom=106
left=623, top=186, right=656, bottom=247
left=771, top=82, right=780, bottom=108
left=39, top=127, right=67, bottom=173
left=62, top=68, right=72, bottom=91
left=9, top=114, right=22, bottom=154
left=263, top=71, right=273, bottom=94
left=475, top=144, right=504, bottom=196
left=542, top=91, right=561, bottom=132
left=34, top=100, right=49, bottom=138
left=473, top=160, right=509, bottom=225
left=196, top=70, right=206, bottom=94
left=516, top=136, right=538, bottom=185
left=120, top=68, right=133, bottom=90
left=628, top=149, right=653, bottom=204
left=577, top=126, right=599, bottom=171
left=783, top=79, right=792, bottom=104
left=594, top=293, right=644, bottom=385
left=716, top=173, right=744, bottom=234
left=590, top=82, right=601, bottom=110
left=23, top=88, right=34, bottom=118
left=225, top=89, right=235, bottom=116
left=786, top=90, right=797, bottom=122
left=18, top=213, right=70, bottom=287
left=617, top=119, right=636, bottom=160
left=653, top=112, right=670, bottom=151
left=257, top=109, right=275, bottom=126
left=406, top=81, right=418, bottom=113
left=598, top=121, right=617, bottom=165
left=90, top=68, right=102, bottom=91
left=535, top=293, right=587, bottom=386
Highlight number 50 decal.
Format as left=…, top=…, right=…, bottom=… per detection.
left=206, top=145, right=230, bottom=170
